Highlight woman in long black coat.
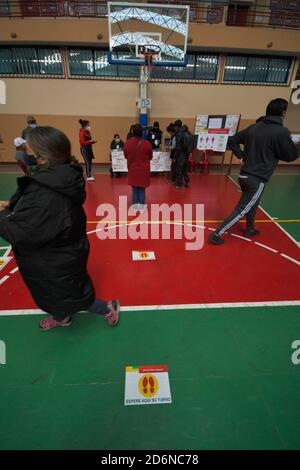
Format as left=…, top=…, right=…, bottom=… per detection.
left=0, top=126, right=120, bottom=330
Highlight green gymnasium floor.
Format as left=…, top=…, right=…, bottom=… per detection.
left=231, top=173, right=300, bottom=243
left=0, top=170, right=300, bottom=450
left=260, top=175, right=300, bottom=242
left=0, top=306, right=300, bottom=450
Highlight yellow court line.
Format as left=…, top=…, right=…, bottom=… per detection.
left=87, top=219, right=300, bottom=224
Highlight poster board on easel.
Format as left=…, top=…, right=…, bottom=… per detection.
left=195, top=114, right=241, bottom=137
left=194, top=114, right=241, bottom=171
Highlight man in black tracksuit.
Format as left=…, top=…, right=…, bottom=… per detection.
left=174, top=120, right=190, bottom=189
left=209, top=98, right=300, bottom=245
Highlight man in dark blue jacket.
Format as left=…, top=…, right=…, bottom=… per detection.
left=209, top=98, right=300, bottom=245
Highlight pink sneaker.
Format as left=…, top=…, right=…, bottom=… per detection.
left=39, top=315, right=72, bottom=331
left=104, top=300, right=120, bottom=326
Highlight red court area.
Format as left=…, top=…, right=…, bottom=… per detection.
left=1, top=174, right=300, bottom=310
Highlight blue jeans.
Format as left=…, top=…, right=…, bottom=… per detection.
left=80, top=146, right=93, bottom=178
left=52, top=299, right=109, bottom=321
left=132, top=186, right=145, bottom=205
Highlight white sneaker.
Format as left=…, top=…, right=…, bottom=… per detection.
left=128, top=204, right=139, bottom=215
left=137, top=203, right=148, bottom=211
left=87, top=176, right=95, bottom=181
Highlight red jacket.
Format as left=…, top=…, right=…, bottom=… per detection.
left=124, top=136, right=153, bottom=188
left=79, top=128, right=92, bottom=147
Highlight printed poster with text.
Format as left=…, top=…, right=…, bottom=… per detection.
left=197, top=128, right=229, bottom=152
left=125, top=365, right=172, bottom=406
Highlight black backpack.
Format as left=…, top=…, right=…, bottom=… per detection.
left=183, top=132, right=196, bottom=154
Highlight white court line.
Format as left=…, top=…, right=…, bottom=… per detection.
left=186, top=224, right=206, bottom=229
left=228, top=175, right=300, bottom=248
left=259, top=205, right=300, bottom=248
left=280, top=253, right=300, bottom=267
left=2, top=247, right=11, bottom=258
left=230, top=234, right=251, bottom=242
left=255, top=242, right=278, bottom=253
left=119, top=301, right=300, bottom=311
left=1, top=300, right=300, bottom=316
left=9, top=267, right=19, bottom=274
left=0, top=275, right=10, bottom=286
left=0, top=309, right=43, bottom=316
left=87, top=221, right=300, bottom=267
left=1, top=212, right=300, bottom=315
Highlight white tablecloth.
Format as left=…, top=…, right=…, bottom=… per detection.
left=111, top=150, right=171, bottom=172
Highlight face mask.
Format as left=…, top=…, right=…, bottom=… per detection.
left=30, top=123, right=37, bottom=128
left=86, top=126, right=91, bottom=131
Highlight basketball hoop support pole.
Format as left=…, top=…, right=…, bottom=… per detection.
left=139, top=65, right=149, bottom=128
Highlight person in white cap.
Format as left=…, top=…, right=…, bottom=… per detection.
left=14, top=137, right=35, bottom=174
left=21, top=116, right=37, bottom=140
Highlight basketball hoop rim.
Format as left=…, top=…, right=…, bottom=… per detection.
left=139, top=45, right=161, bottom=68
left=107, top=52, right=189, bottom=67
left=139, top=44, right=161, bottom=57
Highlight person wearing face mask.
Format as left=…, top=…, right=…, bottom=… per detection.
left=208, top=98, right=300, bottom=245
left=110, top=134, right=124, bottom=151
left=21, top=116, right=38, bottom=140
left=0, top=126, right=120, bottom=331
left=110, top=134, right=125, bottom=178
left=147, top=121, right=162, bottom=150
left=14, top=137, right=36, bottom=175
left=124, top=123, right=153, bottom=211
left=79, top=119, right=97, bottom=182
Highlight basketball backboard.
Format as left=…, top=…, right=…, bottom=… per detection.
left=108, top=2, right=189, bottom=66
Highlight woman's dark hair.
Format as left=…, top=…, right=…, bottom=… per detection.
left=167, top=123, right=175, bottom=133
left=114, top=134, right=120, bottom=139
left=153, top=121, right=159, bottom=128
left=174, top=119, right=182, bottom=128
left=132, top=124, right=143, bottom=137
left=79, top=119, right=89, bottom=128
left=266, top=98, right=288, bottom=117
left=27, top=126, right=77, bottom=166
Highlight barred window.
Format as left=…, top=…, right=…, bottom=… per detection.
left=267, top=57, right=293, bottom=83
left=0, top=47, right=63, bottom=76
left=195, top=54, right=219, bottom=80
left=224, top=54, right=292, bottom=84
left=68, top=49, right=139, bottom=78
left=0, top=0, right=10, bottom=17
left=151, top=54, right=196, bottom=80
left=94, top=50, right=118, bottom=77
left=67, top=49, right=219, bottom=81
left=68, top=49, right=95, bottom=76
left=0, top=47, right=292, bottom=85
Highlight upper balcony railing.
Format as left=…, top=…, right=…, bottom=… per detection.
left=0, top=1, right=299, bottom=31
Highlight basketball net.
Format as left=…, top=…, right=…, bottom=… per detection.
left=141, top=51, right=159, bottom=81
